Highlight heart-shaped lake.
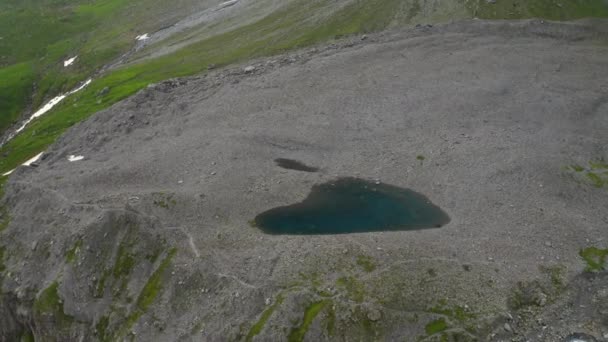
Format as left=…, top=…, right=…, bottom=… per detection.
left=254, top=177, right=450, bottom=235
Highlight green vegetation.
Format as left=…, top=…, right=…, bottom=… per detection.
left=94, top=237, right=138, bottom=298
left=425, top=317, right=448, bottom=335
left=335, top=276, right=366, bottom=302
left=0, top=63, right=36, bottom=133
left=19, top=330, right=35, bottom=342
left=0, top=0, right=129, bottom=133
left=356, top=255, right=376, bottom=272
left=429, top=301, right=475, bottom=323
left=65, top=239, right=82, bottom=264
left=0, top=0, right=215, bottom=138
left=152, top=193, right=176, bottom=209
left=135, top=247, right=177, bottom=311
left=467, top=0, right=608, bottom=20
left=112, top=242, right=137, bottom=297
left=324, top=302, right=336, bottom=336
left=98, top=247, right=177, bottom=341
left=246, top=294, right=284, bottom=341
left=587, top=172, right=605, bottom=188
left=0, top=208, right=9, bottom=233
left=96, top=315, right=111, bottom=342
left=94, top=269, right=111, bottom=298
left=34, top=281, right=74, bottom=328
left=568, top=160, right=608, bottom=188
left=579, top=247, right=608, bottom=272
left=539, top=265, right=565, bottom=291
left=288, top=300, right=329, bottom=342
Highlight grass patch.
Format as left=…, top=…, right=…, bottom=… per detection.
left=0, top=207, right=9, bottom=233
left=19, top=329, right=35, bottom=342
left=586, top=172, right=605, bottom=187
left=425, top=317, right=448, bottom=335
left=335, top=276, right=366, bottom=302
left=324, top=302, right=336, bottom=336
left=539, top=264, right=565, bottom=291
left=288, top=300, right=329, bottom=342
left=356, top=255, right=376, bottom=272
left=65, top=239, right=82, bottom=264
left=34, top=281, right=74, bottom=328
left=94, top=269, right=111, bottom=298
left=246, top=294, right=284, bottom=341
left=101, top=247, right=178, bottom=339
left=467, top=0, right=608, bottom=20
left=136, top=247, right=177, bottom=311
left=429, top=301, right=475, bottom=323
left=568, top=160, right=608, bottom=188
left=0, top=63, right=36, bottom=133
left=112, top=241, right=137, bottom=297
left=152, top=193, right=176, bottom=209
left=579, top=247, right=608, bottom=272
left=96, top=315, right=111, bottom=342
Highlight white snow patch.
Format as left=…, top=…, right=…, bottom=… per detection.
left=68, top=79, right=92, bottom=94
left=219, top=0, right=239, bottom=8
left=136, top=33, right=150, bottom=41
left=68, top=155, right=84, bottom=162
left=64, top=56, right=77, bottom=67
left=14, top=79, right=92, bottom=135
left=23, top=152, right=44, bottom=166
left=1, top=152, right=44, bottom=176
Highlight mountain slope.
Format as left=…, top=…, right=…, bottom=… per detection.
left=1, top=19, right=607, bottom=341
left=1, top=0, right=608, bottom=176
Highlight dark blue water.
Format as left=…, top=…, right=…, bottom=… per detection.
left=254, top=178, right=450, bottom=235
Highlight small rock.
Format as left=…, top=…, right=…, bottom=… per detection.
left=178, top=180, right=183, bottom=184
left=361, top=35, right=368, bottom=40
left=537, top=292, right=547, bottom=306
left=545, top=241, right=552, bottom=247
left=367, top=309, right=382, bottom=321
left=504, top=322, right=513, bottom=333
left=98, top=87, right=110, bottom=96
left=244, top=66, right=256, bottom=73
left=265, top=298, right=271, bottom=305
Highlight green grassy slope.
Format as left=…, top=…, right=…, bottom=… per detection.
left=1, top=0, right=607, bottom=175
left=0, top=0, right=209, bottom=135
left=0, top=63, right=36, bottom=133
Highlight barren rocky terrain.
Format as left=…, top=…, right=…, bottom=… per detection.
left=1, top=19, right=608, bottom=341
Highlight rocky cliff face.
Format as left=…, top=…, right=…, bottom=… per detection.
left=1, top=20, right=608, bottom=341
